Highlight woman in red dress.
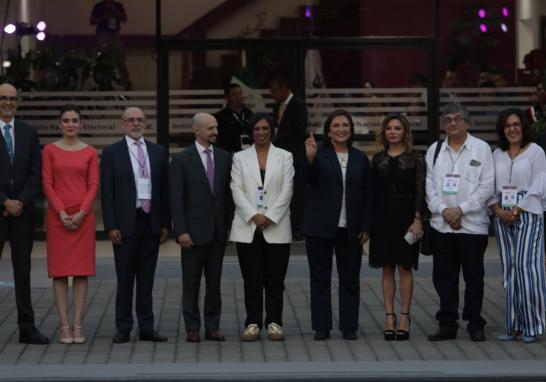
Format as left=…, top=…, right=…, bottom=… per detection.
left=42, top=105, right=99, bottom=344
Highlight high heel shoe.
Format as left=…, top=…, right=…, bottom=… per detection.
left=395, top=312, right=411, bottom=341
left=59, top=326, right=73, bottom=344
left=384, top=313, right=396, bottom=341
left=73, top=325, right=86, bottom=344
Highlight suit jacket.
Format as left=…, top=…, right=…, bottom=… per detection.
left=272, top=94, right=307, bottom=165
left=169, top=143, right=233, bottom=246
left=0, top=119, right=41, bottom=218
left=229, top=144, right=294, bottom=244
left=100, top=138, right=171, bottom=237
left=302, top=143, right=373, bottom=242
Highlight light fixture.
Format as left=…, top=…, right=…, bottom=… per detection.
left=2, top=61, right=11, bottom=68
left=480, top=23, right=488, bottom=33
left=36, top=21, right=46, bottom=32
left=502, top=7, right=509, bottom=17
left=36, top=32, right=46, bottom=41
left=3, top=24, right=16, bottom=34
left=478, top=9, right=486, bottom=19
left=500, top=23, right=508, bottom=33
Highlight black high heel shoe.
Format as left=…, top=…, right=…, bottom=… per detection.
left=396, top=312, right=411, bottom=341
left=384, top=313, right=396, bottom=341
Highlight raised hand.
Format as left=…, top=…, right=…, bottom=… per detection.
left=305, top=132, right=318, bottom=163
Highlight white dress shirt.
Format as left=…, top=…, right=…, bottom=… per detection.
left=488, top=143, right=546, bottom=214
left=425, top=133, right=495, bottom=235
left=195, top=140, right=214, bottom=171
left=0, top=118, right=15, bottom=154
left=125, top=135, right=152, bottom=208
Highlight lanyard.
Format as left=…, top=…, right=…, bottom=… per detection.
left=507, top=147, right=521, bottom=184
left=447, top=147, right=464, bottom=173
left=129, top=145, right=148, bottom=170
left=232, top=111, right=246, bottom=127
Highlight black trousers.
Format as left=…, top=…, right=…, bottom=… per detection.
left=113, top=210, right=159, bottom=334
left=236, top=231, right=290, bottom=328
left=431, top=229, right=488, bottom=332
left=181, top=235, right=225, bottom=332
left=0, top=216, right=36, bottom=331
left=306, top=228, right=362, bottom=332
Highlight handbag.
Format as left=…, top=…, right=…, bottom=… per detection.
left=420, top=139, right=443, bottom=256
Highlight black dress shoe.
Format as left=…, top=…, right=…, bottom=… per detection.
left=313, top=330, right=330, bottom=340
left=139, top=330, right=168, bottom=342
left=342, top=331, right=358, bottom=340
left=205, top=329, right=226, bottom=341
left=428, top=328, right=457, bottom=342
left=19, top=329, right=50, bottom=345
left=113, top=332, right=130, bottom=344
left=469, top=329, right=485, bottom=342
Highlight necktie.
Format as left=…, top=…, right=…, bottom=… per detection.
left=134, top=141, right=151, bottom=213
left=204, top=148, right=215, bottom=193
left=4, top=124, right=13, bottom=161
left=278, top=102, right=286, bottom=123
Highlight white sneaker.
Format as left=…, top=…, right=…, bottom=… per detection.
left=267, top=322, right=284, bottom=341
left=241, top=324, right=260, bottom=341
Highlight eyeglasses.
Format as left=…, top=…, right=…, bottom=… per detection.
left=442, top=115, right=465, bottom=125
left=122, top=117, right=145, bottom=124
left=504, top=122, right=522, bottom=130
left=0, top=96, right=19, bottom=103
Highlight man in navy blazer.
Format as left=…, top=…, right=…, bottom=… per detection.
left=170, top=112, right=233, bottom=343
left=101, top=106, right=170, bottom=344
left=0, top=83, right=49, bottom=344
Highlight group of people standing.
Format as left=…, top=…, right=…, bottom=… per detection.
left=0, top=80, right=545, bottom=346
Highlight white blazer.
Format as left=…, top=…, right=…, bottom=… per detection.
left=229, top=144, right=294, bottom=244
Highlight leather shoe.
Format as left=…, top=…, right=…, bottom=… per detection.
left=113, top=332, right=130, bottom=344
left=205, top=329, right=225, bottom=341
left=469, top=329, right=485, bottom=342
left=428, top=328, right=457, bottom=341
left=313, top=330, right=330, bottom=340
left=186, top=330, right=201, bottom=343
left=342, top=331, right=358, bottom=340
left=19, top=328, right=50, bottom=345
left=139, top=330, right=167, bottom=342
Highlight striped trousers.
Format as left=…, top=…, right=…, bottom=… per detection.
left=494, top=211, right=546, bottom=336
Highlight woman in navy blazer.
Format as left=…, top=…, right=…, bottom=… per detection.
left=303, top=109, right=373, bottom=341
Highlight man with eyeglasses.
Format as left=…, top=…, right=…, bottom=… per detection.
left=101, top=107, right=171, bottom=344
left=425, top=102, right=494, bottom=342
left=0, top=83, right=49, bottom=344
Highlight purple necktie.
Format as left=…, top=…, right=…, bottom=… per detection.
left=135, top=141, right=151, bottom=213
left=204, top=148, right=214, bottom=193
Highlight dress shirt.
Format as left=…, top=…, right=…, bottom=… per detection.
left=125, top=135, right=152, bottom=209
left=337, top=151, right=348, bottom=228
left=0, top=118, right=15, bottom=155
left=195, top=140, right=214, bottom=171
left=488, top=143, right=546, bottom=214
left=425, top=133, right=494, bottom=235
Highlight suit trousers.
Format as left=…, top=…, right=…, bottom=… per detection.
left=181, top=235, right=225, bottom=332
left=306, top=228, right=362, bottom=332
left=236, top=231, right=290, bottom=328
left=113, top=210, right=159, bottom=334
left=431, top=228, right=488, bottom=332
left=0, top=216, right=36, bottom=330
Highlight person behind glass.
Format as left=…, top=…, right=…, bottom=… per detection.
left=368, top=113, right=425, bottom=341
left=303, top=109, right=373, bottom=341
left=426, top=102, right=494, bottom=342
left=42, top=105, right=99, bottom=344
left=229, top=113, right=294, bottom=342
left=487, top=108, right=546, bottom=344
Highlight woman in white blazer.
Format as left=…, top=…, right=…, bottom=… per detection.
left=230, top=113, right=294, bottom=342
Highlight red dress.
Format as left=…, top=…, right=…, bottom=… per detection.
left=42, top=144, right=99, bottom=277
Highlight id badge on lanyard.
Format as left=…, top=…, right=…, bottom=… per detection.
left=442, top=173, right=460, bottom=195
left=137, top=178, right=152, bottom=199
left=501, top=186, right=518, bottom=209
left=256, top=187, right=265, bottom=209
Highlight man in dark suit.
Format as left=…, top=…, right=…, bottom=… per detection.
left=214, top=83, right=253, bottom=154
left=270, top=76, right=308, bottom=239
left=0, top=83, right=49, bottom=344
left=101, top=106, right=170, bottom=343
left=170, top=112, right=232, bottom=343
